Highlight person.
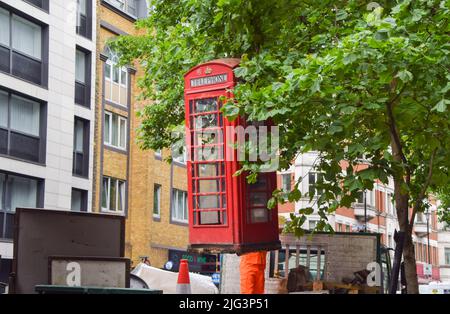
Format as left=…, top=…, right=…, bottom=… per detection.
left=240, top=251, right=267, bottom=294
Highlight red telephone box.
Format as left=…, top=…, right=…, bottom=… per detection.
left=184, top=59, right=281, bottom=255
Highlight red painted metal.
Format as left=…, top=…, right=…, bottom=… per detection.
left=184, top=59, right=280, bottom=254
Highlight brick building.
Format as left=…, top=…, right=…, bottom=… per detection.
left=278, top=151, right=440, bottom=284
left=94, top=0, right=215, bottom=272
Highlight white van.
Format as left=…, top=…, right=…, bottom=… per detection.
left=419, top=282, right=450, bottom=294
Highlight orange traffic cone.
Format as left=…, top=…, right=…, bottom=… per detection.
left=176, top=259, right=192, bottom=294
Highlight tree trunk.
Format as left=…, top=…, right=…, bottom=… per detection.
left=393, top=175, right=419, bottom=293
left=402, top=227, right=419, bottom=294
left=390, top=133, right=419, bottom=293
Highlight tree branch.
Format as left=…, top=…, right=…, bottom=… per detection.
left=386, top=84, right=410, bottom=183
left=409, top=148, right=437, bottom=230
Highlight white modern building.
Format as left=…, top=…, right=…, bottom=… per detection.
left=0, top=0, right=96, bottom=290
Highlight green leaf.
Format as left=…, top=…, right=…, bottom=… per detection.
left=288, top=189, right=302, bottom=202
left=221, top=103, right=240, bottom=120
left=336, top=9, right=348, bottom=21
left=432, top=99, right=450, bottom=112
left=328, top=124, right=343, bottom=135
left=396, top=70, right=413, bottom=83
left=267, top=197, right=277, bottom=209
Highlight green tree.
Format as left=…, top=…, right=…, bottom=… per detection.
left=111, top=0, right=450, bottom=293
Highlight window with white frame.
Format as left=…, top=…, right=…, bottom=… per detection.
left=105, top=0, right=138, bottom=17
left=172, top=143, right=187, bottom=164
left=445, top=248, right=450, bottom=265
left=104, top=46, right=128, bottom=107
left=104, top=111, right=127, bottom=150
left=416, top=212, right=425, bottom=223
left=366, top=190, right=374, bottom=206
left=101, top=177, right=126, bottom=213
left=171, top=189, right=188, bottom=223
left=153, top=184, right=161, bottom=218
left=308, top=172, right=324, bottom=197
left=386, top=192, right=393, bottom=214
left=355, top=190, right=375, bottom=206
left=281, top=173, right=291, bottom=200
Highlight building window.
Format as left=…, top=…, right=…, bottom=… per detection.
left=101, top=177, right=126, bottom=213
left=388, top=234, right=393, bottom=248
left=281, top=174, right=291, bottom=200
left=75, top=48, right=91, bottom=107
left=76, top=0, right=92, bottom=39
left=0, top=9, right=45, bottom=85
left=172, top=144, right=187, bottom=165
left=73, top=117, right=89, bottom=177
left=386, top=192, right=393, bottom=214
left=104, top=0, right=138, bottom=17
left=104, top=47, right=128, bottom=107
left=104, top=111, right=127, bottom=150
left=416, top=212, right=425, bottom=223
left=71, top=188, right=87, bottom=212
left=153, top=184, right=161, bottom=219
left=171, top=189, right=188, bottom=223
left=345, top=225, right=350, bottom=232
left=0, top=172, right=40, bottom=239
left=23, top=0, right=49, bottom=11
left=308, top=172, right=324, bottom=197
left=0, top=90, right=45, bottom=163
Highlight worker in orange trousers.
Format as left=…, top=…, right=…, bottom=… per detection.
left=240, top=251, right=267, bottom=294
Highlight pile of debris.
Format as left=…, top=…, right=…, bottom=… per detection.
left=285, top=266, right=379, bottom=294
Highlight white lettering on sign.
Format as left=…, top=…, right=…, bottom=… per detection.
left=66, top=262, right=81, bottom=287
left=191, top=74, right=228, bottom=87
left=366, top=261, right=381, bottom=287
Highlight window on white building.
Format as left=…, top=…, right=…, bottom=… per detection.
left=104, top=111, right=127, bottom=150
left=75, top=48, right=91, bottom=107
left=171, top=189, right=188, bottom=223
left=445, top=248, right=450, bottom=265
left=386, top=192, right=393, bottom=214
left=388, top=234, right=393, bottom=248
left=308, top=172, right=324, bottom=198
left=416, top=212, right=425, bottom=223
left=76, top=0, right=92, bottom=39
left=0, top=172, right=39, bottom=239
left=72, top=117, right=89, bottom=177
left=12, top=15, right=41, bottom=60
left=0, top=90, right=44, bottom=163
left=101, top=177, right=126, bottom=213
left=71, top=188, right=87, bottom=212
left=0, top=9, right=45, bottom=85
